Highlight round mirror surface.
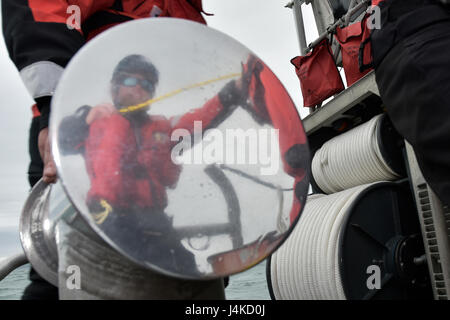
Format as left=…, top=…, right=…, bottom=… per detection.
left=51, top=18, right=309, bottom=279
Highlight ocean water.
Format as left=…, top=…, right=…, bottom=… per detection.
left=0, top=260, right=271, bottom=300
left=0, top=264, right=31, bottom=300
left=226, top=261, right=271, bottom=300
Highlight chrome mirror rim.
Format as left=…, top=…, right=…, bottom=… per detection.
left=19, top=179, right=59, bottom=286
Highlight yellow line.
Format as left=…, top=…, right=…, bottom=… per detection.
left=119, top=72, right=240, bottom=114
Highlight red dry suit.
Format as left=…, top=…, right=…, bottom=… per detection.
left=3, top=0, right=207, bottom=70
left=59, top=57, right=309, bottom=222
left=243, top=57, right=310, bottom=224
left=64, top=94, right=234, bottom=210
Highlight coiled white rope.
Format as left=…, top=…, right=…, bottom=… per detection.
left=312, top=115, right=400, bottom=194
left=270, top=183, right=377, bottom=300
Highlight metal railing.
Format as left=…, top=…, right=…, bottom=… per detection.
left=287, top=0, right=370, bottom=55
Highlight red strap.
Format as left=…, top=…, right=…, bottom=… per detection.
left=163, top=0, right=207, bottom=24
left=31, top=104, right=41, bottom=118
left=371, top=0, right=384, bottom=7
left=335, top=19, right=373, bottom=87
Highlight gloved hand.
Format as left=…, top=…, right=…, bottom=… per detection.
left=217, top=79, right=245, bottom=109
left=86, top=103, right=117, bottom=124
left=240, top=55, right=271, bottom=125
left=240, top=54, right=264, bottom=102
left=218, top=55, right=263, bottom=109
left=217, top=55, right=271, bottom=125
left=87, top=198, right=113, bottom=225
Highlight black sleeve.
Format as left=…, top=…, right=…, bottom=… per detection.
left=2, top=0, right=85, bottom=70
left=2, top=0, right=86, bottom=129
left=218, top=80, right=244, bottom=108
left=35, top=96, right=51, bottom=131
left=58, top=106, right=91, bottom=155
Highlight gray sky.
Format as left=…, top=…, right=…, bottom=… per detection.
left=0, top=2, right=35, bottom=259
left=0, top=1, right=318, bottom=258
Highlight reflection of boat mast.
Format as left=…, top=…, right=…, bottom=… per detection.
left=218, top=164, right=293, bottom=191
left=176, top=164, right=244, bottom=249
left=218, top=164, right=290, bottom=233
left=204, top=164, right=243, bottom=248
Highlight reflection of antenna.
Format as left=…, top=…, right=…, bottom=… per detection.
left=204, top=164, right=243, bottom=249
left=218, top=164, right=293, bottom=191
left=119, top=72, right=241, bottom=114
left=219, top=164, right=290, bottom=233
left=176, top=164, right=243, bottom=249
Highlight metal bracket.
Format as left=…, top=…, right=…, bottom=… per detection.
left=405, top=142, right=450, bottom=300
left=303, top=71, right=379, bottom=134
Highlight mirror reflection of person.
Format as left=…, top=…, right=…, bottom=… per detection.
left=237, top=57, right=309, bottom=225
left=59, top=54, right=247, bottom=273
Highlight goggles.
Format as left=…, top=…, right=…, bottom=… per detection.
left=117, top=76, right=154, bottom=92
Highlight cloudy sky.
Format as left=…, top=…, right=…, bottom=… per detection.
left=0, top=1, right=318, bottom=258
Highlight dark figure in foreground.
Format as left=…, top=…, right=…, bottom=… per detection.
left=369, top=0, right=450, bottom=206
left=2, top=0, right=210, bottom=300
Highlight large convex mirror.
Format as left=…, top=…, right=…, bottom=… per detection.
left=50, top=18, right=310, bottom=279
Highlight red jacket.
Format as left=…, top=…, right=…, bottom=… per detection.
left=244, top=58, right=309, bottom=224
left=3, top=0, right=207, bottom=69
left=82, top=95, right=228, bottom=210
left=58, top=59, right=309, bottom=220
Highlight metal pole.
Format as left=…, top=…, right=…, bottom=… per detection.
left=345, top=0, right=358, bottom=26
left=306, top=0, right=370, bottom=53
left=288, top=0, right=309, bottom=56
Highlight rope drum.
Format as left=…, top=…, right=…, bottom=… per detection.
left=312, top=114, right=401, bottom=194
left=269, top=184, right=370, bottom=300
left=267, top=181, right=426, bottom=300
left=266, top=114, right=428, bottom=300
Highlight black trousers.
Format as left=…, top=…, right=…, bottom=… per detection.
left=374, top=4, right=450, bottom=207
left=22, top=116, right=59, bottom=300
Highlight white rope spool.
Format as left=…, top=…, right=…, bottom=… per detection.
left=312, top=115, right=400, bottom=194
left=269, top=183, right=377, bottom=300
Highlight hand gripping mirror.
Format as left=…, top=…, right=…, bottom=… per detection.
left=50, top=18, right=310, bottom=279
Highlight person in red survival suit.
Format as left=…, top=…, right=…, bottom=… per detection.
left=240, top=57, right=310, bottom=225
left=58, top=54, right=248, bottom=277
left=58, top=54, right=309, bottom=276
left=2, top=0, right=211, bottom=300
